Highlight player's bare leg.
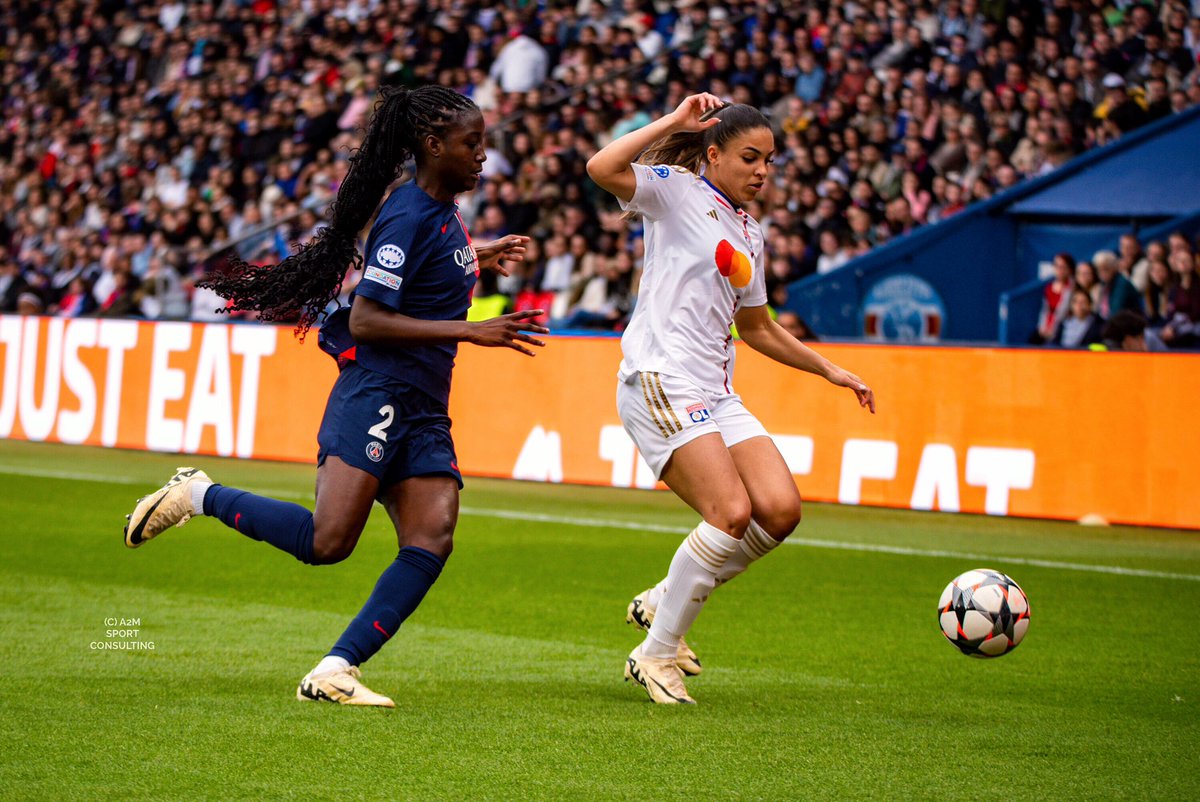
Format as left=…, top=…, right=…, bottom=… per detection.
left=308, top=456, right=379, bottom=564
left=710, top=435, right=802, bottom=585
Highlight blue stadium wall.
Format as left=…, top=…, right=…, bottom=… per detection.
left=786, top=105, right=1200, bottom=344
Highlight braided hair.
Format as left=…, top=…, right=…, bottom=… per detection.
left=200, top=85, right=477, bottom=337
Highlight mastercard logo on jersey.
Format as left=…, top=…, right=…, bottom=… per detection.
left=714, top=239, right=752, bottom=289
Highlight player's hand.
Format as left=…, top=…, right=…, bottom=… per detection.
left=670, top=93, right=726, bottom=133
left=826, top=366, right=876, bottom=413
left=468, top=309, right=550, bottom=356
left=474, top=235, right=530, bottom=277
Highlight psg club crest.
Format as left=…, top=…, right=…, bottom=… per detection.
left=365, top=441, right=385, bottom=463
left=861, top=274, right=945, bottom=342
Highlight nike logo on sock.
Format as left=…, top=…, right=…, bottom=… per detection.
left=373, top=620, right=392, bottom=638
left=234, top=513, right=241, bottom=532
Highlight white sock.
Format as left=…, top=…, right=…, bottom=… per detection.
left=644, top=520, right=782, bottom=612
left=641, top=521, right=739, bottom=659
left=312, top=655, right=351, bottom=676
left=644, top=577, right=669, bottom=610
left=190, top=481, right=213, bottom=516
left=713, top=519, right=783, bottom=587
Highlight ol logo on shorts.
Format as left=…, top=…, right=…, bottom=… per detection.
left=365, top=441, right=385, bottom=462
left=687, top=403, right=710, bottom=423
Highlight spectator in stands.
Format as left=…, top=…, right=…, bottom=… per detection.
left=1143, top=257, right=1177, bottom=326
left=1168, top=231, right=1195, bottom=259
left=1160, top=250, right=1200, bottom=347
left=54, top=276, right=95, bottom=317
left=1074, top=260, right=1102, bottom=309
left=901, top=171, right=933, bottom=225
left=1130, top=239, right=1167, bottom=293
left=0, top=260, right=28, bottom=313
left=1036, top=252, right=1075, bottom=343
left=96, top=267, right=142, bottom=318
left=1093, top=250, right=1142, bottom=319
left=776, top=310, right=819, bottom=341
left=1117, top=234, right=1145, bottom=288
left=15, top=291, right=45, bottom=316
left=1098, top=74, right=1150, bottom=137
left=816, top=230, right=852, bottom=275
left=1102, top=310, right=1153, bottom=352
left=1051, top=288, right=1105, bottom=349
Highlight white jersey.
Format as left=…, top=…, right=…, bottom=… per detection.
left=617, top=163, right=768, bottom=394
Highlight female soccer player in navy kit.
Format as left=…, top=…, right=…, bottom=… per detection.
left=588, top=94, right=875, bottom=704
left=123, top=85, right=548, bottom=707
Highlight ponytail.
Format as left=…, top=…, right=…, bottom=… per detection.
left=636, top=130, right=707, bottom=174
left=623, top=103, right=772, bottom=220
left=200, top=84, right=477, bottom=337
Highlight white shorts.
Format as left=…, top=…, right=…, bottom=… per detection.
left=616, top=371, right=769, bottom=479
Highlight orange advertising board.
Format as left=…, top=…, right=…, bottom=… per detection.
left=1, top=315, right=1197, bottom=530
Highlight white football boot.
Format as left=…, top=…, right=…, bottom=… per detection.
left=124, top=467, right=212, bottom=548
left=624, top=646, right=696, bottom=705
left=626, top=589, right=703, bottom=676
left=296, top=665, right=395, bottom=708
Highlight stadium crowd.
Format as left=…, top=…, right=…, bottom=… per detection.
left=1, top=0, right=1199, bottom=344
left=1036, top=231, right=1200, bottom=350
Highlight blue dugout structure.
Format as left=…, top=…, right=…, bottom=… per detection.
left=786, top=105, right=1200, bottom=344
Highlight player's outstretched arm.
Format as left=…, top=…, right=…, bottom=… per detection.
left=734, top=304, right=875, bottom=413
left=586, top=92, right=724, bottom=202
left=349, top=296, right=549, bottom=356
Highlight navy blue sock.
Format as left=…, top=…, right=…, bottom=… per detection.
left=328, top=546, right=445, bottom=666
left=203, top=485, right=315, bottom=565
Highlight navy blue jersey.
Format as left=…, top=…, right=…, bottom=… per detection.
left=347, top=181, right=478, bottom=407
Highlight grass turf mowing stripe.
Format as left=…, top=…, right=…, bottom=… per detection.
left=2, top=462, right=1196, bottom=583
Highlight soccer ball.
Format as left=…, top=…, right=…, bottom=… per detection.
left=938, top=569, right=1030, bottom=658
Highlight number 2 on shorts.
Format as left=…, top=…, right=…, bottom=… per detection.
left=367, top=405, right=394, bottom=441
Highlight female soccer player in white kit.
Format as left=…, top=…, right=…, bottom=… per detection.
left=587, top=94, right=876, bottom=704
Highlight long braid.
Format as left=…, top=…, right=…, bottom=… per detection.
left=199, top=84, right=477, bottom=338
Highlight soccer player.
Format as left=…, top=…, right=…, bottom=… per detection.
left=123, top=85, right=548, bottom=707
left=587, top=95, right=876, bottom=704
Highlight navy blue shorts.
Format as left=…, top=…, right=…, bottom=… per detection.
left=316, top=362, right=463, bottom=489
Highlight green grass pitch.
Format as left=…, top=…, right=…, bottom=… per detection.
left=1, top=440, right=1197, bottom=801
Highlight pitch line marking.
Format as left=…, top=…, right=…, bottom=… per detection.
left=459, top=508, right=1200, bottom=583
left=1, top=464, right=1197, bottom=582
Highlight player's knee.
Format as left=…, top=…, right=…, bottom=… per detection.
left=310, top=539, right=353, bottom=565
left=756, top=499, right=802, bottom=541
left=408, top=528, right=454, bottom=561
left=710, top=497, right=752, bottom=538
left=406, top=509, right=457, bottom=560
left=310, top=524, right=360, bottom=565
